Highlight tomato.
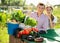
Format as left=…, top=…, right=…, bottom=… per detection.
left=31, top=28, right=38, bottom=32
left=19, top=29, right=26, bottom=35
left=17, top=32, right=22, bottom=38
left=25, top=30, right=30, bottom=35
left=31, top=28, right=34, bottom=31
left=34, top=28, right=38, bottom=32
left=20, top=28, right=32, bottom=35
left=27, top=28, right=32, bottom=32
left=22, top=30, right=26, bottom=35
left=19, top=31, right=23, bottom=35
left=23, top=29, right=30, bottom=35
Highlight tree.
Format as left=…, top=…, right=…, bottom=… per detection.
left=1, top=0, right=25, bottom=6
left=1, top=0, right=5, bottom=5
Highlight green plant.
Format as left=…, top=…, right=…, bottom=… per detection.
left=11, top=10, right=26, bottom=23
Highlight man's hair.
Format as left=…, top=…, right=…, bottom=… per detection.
left=37, top=3, right=45, bottom=8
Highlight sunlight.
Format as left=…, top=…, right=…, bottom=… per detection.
left=26, top=0, right=60, bottom=6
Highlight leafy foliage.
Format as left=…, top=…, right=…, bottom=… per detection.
left=1, top=0, right=25, bottom=6
left=11, top=10, right=26, bottom=23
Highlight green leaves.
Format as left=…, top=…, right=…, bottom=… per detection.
left=0, top=13, right=7, bottom=23
left=11, top=10, right=26, bottom=23
left=0, top=15, right=2, bottom=22
left=11, top=10, right=37, bottom=27
left=24, top=17, right=37, bottom=27
left=0, top=12, right=8, bottom=29
left=1, top=0, right=24, bottom=6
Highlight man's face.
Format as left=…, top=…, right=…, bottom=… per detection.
left=37, top=5, right=45, bottom=13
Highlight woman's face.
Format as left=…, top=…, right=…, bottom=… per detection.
left=46, top=6, right=53, bottom=15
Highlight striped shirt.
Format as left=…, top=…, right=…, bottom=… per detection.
left=30, top=12, right=49, bottom=31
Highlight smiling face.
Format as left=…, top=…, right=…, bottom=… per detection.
left=46, top=6, right=53, bottom=16
left=37, top=3, right=45, bottom=13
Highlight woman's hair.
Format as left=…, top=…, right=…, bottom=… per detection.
left=51, top=14, right=54, bottom=21
left=46, top=6, right=53, bottom=10
left=50, top=6, right=54, bottom=21
left=46, top=6, right=54, bottom=21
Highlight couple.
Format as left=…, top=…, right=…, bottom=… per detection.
left=30, top=3, right=57, bottom=31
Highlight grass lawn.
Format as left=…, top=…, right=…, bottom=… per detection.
left=53, top=8, right=60, bottom=28
left=0, top=28, right=9, bottom=43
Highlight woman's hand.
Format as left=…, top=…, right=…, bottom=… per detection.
left=47, top=14, right=54, bottom=29
left=47, top=14, right=51, bottom=20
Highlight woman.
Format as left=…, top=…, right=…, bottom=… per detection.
left=46, top=6, right=57, bottom=29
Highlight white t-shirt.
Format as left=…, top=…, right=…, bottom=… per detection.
left=53, top=16, right=57, bottom=23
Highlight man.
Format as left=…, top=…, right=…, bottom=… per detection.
left=30, top=3, right=49, bottom=31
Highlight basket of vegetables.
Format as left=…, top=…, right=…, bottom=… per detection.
left=7, top=9, right=37, bottom=36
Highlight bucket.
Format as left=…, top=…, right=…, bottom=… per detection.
left=7, top=22, right=19, bottom=35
